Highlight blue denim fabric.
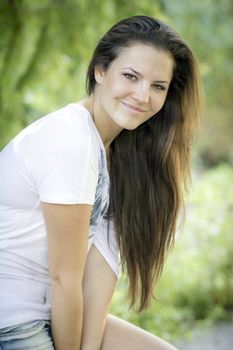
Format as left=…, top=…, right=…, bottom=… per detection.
left=0, top=320, right=54, bottom=350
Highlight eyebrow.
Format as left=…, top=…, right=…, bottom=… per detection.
left=122, top=67, right=169, bottom=84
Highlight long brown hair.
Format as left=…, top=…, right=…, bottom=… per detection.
left=86, top=15, right=202, bottom=311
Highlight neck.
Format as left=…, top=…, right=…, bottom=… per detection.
left=79, top=94, right=122, bottom=152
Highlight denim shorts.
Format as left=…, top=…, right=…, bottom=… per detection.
left=0, top=320, right=54, bottom=350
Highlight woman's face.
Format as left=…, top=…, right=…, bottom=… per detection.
left=94, top=43, right=174, bottom=133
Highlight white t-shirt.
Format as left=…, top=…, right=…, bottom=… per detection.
left=0, top=103, right=120, bottom=328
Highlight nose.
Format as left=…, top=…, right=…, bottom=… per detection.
left=132, top=82, right=150, bottom=104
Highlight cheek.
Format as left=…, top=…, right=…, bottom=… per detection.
left=151, top=94, right=167, bottom=113
left=104, top=75, right=130, bottom=97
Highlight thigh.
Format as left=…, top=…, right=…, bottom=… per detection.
left=0, top=320, right=54, bottom=350
left=101, top=315, right=178, bottom=350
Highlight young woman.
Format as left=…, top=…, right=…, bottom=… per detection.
left=0, top=15, right=202, bottom=350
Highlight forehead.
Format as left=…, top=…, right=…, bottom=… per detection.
left=110, top=43, right=174, bottom=81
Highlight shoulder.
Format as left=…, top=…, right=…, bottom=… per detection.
left=13, top=103, right=99, bottom=161
left=20, top=103, right=92, bottom=143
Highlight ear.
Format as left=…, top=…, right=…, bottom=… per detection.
left=94, top=65, right=106, bottom=84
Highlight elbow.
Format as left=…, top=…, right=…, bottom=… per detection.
left=51, top=270, right=83, bottom=293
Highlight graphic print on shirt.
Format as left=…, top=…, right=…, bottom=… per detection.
left=89, top=148, right=109, bottom=239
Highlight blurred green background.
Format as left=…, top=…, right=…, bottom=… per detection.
left=1, top=0, right=232, bottom=342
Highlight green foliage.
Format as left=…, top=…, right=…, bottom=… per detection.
left=163, top=0, right=233, bottom=166
left=0, top=0, right=163, bottom=149
left=174, top=164, right=233, bottom=318
left=1, top=0, right=232, bottom=167
left=110, top=164, right=233, bottom=340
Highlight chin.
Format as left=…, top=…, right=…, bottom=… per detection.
left=123, top=119, right=146, bottom=131
left=116, top=118, right=142, bottom=131
left=123, top=124, right=140, bottom=131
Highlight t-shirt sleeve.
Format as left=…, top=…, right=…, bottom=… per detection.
left=92, top=217, right=121, bottom=279
left=20, top=108, right=99, bottom=205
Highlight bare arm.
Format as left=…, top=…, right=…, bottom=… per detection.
left=81, top=245, right=117, bottom=350
left=42, top=202, right=92, bottom=350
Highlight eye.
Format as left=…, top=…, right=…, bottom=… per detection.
left=152, top=84, right=166, bottom=91
left=123, top=73, right=137, bottom=81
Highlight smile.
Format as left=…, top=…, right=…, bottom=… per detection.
left=121, top=101, right=145, bottom=113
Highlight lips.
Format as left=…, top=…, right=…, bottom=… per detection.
left=121, top=101, right=145, bottom=113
